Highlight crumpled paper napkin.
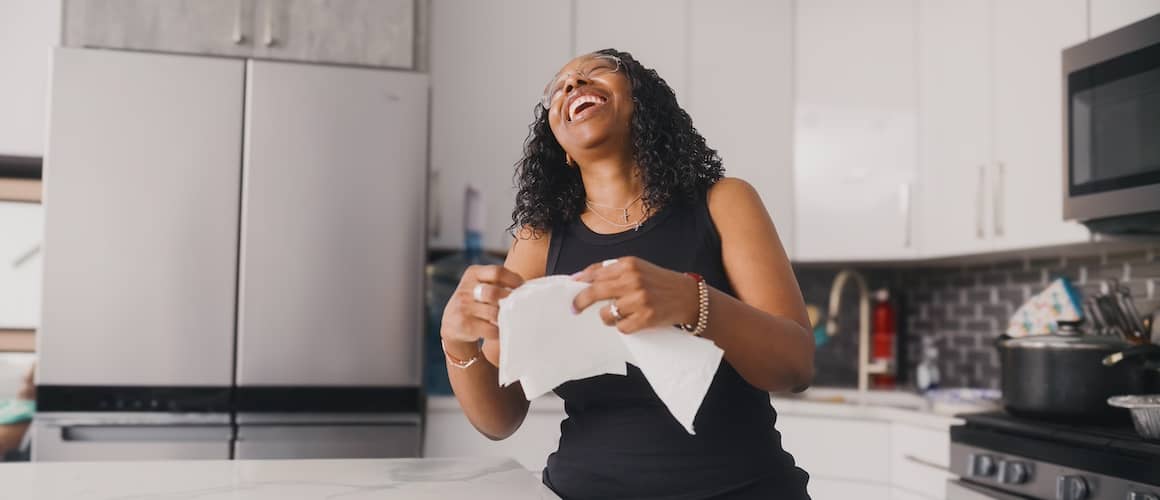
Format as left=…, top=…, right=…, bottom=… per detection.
left=497, top=275, right=723, bottom=434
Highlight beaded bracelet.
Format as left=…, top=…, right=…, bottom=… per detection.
left=678, top=272, right=710, bottom=336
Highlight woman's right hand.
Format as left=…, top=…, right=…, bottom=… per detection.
left=441, top=264, right=525, bottom=367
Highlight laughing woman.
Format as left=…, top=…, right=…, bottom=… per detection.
left=440, top=49, right=813, bottom=499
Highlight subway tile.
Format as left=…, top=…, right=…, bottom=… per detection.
left=965, top=289, right=991, bottom=304
left=1009, top=269, right=1046, bottom=285
left=980, top=271, right=1007, bottom=286
left=981, top=304, right=1012, bottom=322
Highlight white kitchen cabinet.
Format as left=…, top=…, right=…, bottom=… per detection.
left=575, top=0, right=689, bottom=101
left=63, top=0, right=414, bottom=68
left=428, top=0, right=571, bottom=252
left=688, top=0, right=795, bottom=258
left=777, top=415, right=891, bottom=484
left=1090, top=0, right=1160, bottom=37
left=424, top=396, right=564, bottom=471
left=40, top=48, right=245, bottom=387
left=990, top=0, right=1090, bottom=251
left=0, top=202, right=43, bottom=329
left=890, top=423, right=953, bottom=499
left=236, top=61, right=427, bottom=387
left=793, top=0, right=919, bottom=262
left=0, top=0, right=60, bottom=156
left=811, top=479, right=892, bottom=500
left=251, top=0, right=414, bottom=68
left=916, top=0, right=993, bottom=258
left=891, top=486, right=937, bottom=500
left=62, top=0, right=257, bottom=58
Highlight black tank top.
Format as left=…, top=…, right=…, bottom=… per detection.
left=542, top=194, right=810, bottom=500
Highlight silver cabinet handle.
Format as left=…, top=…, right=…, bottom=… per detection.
left=429, top=169, right=441, bottom=240
left=900, top=182, right=912, bottom=248
left=904, top=454, right=950, bottom=472
left=993, top=161, right=1005, bottom=237
left=232, top=1, right=248, bottom=44
left=976, top=164, right=985, bottom=238
left=263, top=1, right=278, bottom=47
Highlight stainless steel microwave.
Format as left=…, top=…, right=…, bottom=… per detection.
left=1062, top=13, right=1160, bottom=233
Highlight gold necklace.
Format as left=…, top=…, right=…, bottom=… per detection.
left=585, top=194, right=642, bottom=224
left=585, top=201, right=647, bottom=231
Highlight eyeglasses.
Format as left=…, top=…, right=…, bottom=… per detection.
left=540, top=55, right=622, bottom=109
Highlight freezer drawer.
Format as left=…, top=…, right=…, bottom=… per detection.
left=234, top=423, right=421, bottom=459
left=32, top=413, right=232, bottom=462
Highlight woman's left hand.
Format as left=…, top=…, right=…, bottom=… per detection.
left=571, top=256, right=699, bottom=334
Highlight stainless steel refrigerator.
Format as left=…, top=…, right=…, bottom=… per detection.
left=33, top=48, right=426, bottom=461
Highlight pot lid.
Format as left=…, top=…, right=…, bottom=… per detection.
left=1000, top=333, right=1131, bottom=350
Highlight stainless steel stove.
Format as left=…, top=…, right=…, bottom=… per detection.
left=949, top=412, right=1160, bottom=500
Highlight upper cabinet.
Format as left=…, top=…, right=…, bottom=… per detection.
left=0, top=0, right=61, bottom=156
left=428, top=0, right=571, bottom=251
left=990, top=0, right=1090, bottom=251
left=794, top=0, right=919, bottom=262
left=575, top=0, right=688, bottom=101
left=1089, top=0, right=1160, bottom=38
left=688, top=0, right=795, bottom=258
left=916, top=0, right=993, bottom=258
left=62, top=0, right=415, bottom=69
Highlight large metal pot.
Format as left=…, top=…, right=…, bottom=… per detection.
left=997, top=326, right=1159, bottom=420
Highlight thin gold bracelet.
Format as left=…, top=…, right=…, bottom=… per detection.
left=442, top=339, right=481, bottom=369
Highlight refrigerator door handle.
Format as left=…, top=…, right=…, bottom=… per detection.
left=60, top=425, right=232, bottom=443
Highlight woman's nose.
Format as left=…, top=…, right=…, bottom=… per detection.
left=563, top=76, right=590, bottom=97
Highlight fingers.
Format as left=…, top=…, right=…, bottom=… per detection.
left=470, top=264, right=525, bottom=289
left=465, top=301, right=500, bottom=327
left=470, top=283, right=511, bottom=305
left=572, top=256, right=637, bottom=283
left=572, top=280, right=627, bottom=313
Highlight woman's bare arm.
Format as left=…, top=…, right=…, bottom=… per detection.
left=443, top=230, right=550, bottom=440
left=702, top=177, right=814, bottom=392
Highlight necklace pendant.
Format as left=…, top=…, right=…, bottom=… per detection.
left=622, top=210, right=629, bottom=224
left=634, top=222, right=641, bottom=231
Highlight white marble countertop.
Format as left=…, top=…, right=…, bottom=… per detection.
left=0, top=457, right=560, bottom=500
left=429, top=386, right=989, bottom=431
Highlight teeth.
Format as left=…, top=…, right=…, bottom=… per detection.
left=568, top=94, right=605, bottom=120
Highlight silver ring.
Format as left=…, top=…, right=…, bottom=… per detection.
left=601, top=258, right=618, bottom=268
left=609, top=302, right=623, bottom=322
left=472, top=283, right=486, bottom=303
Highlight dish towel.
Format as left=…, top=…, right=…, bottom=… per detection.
left=498, top=276, right=723, bottom=434
left=0, top=399, right=34, bottom=425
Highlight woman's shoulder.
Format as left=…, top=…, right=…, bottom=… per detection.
left=706, top=177, right=762, bottom=215
left=505, top=226, right=552, bottom=281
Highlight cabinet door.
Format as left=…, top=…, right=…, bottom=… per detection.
left=254, top=0, right=414, bottom=69
left=890, top=423, right=954, bottom=499
left=916, top=0, right=993, bottom=258
left=689, top=0, right=795, bottom=258
left=40, top=48, right=244, bottom=386
left=1090, top=0, right=1160, bottom=38
left=429, top=0, right=571, bottom=251
left=991, top=0, right=1090, bottom=251
left=62, top=0, right=256, bottom=58
left=794, top=0, right=919, bottom=261
left=776, top=415, right=891, bottom=484
left=575, top=0, right=689, bottom=101
left=424, top=397, right=564, bottom=471
left=0, top=0, right=60, bottom=156
left=0, top=202, right=43, bottom=329
left=237, top=61, right=428, bottom=387
left=811, top=479, right=893, bottom=500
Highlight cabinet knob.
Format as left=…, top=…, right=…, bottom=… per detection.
left=1128, top=492, right=1159, bottom=500
left=967, top=453, right=997, bottom=477
left=997, top=460, right=1030, bottom=484
left=1057, top=475, right=1089, bottom=500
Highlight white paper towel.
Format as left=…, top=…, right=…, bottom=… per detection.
left=497, top=275, right=723, bottom=434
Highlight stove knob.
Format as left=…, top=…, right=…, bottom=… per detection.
left=997, top=460, right=1030, bottom=484
left=1057, top=475, right=1089, bottom=500
left=1128, top=492, right=1159, bottom=500
left=967, top=453, right=997, bottom=478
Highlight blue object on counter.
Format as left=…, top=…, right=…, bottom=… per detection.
left=813, top=323, right=829, bottom=347
left=0, top=399, right=34, bottom=425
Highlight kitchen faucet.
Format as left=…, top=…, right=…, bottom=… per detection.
left=826, top=269, right=890, bottom=398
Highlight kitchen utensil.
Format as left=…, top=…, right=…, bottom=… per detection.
left=997, top=321, right=1159, bottom=420
left=1085, top=297, right=1108, bottom=335
left=1107, top=395, right=1160, bottom=440
left=1116, top=285, right=1149, bottom=337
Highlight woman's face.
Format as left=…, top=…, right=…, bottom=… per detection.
left=543, top=54, right=634, bottom=157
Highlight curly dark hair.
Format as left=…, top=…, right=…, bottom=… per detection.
left=509, top=48, right=724, bottom=238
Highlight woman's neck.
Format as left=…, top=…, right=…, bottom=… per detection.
left=578, top=153, right=643, bottom=208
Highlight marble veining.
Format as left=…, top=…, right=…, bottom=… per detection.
left=0, top=457, right=559, bottom=500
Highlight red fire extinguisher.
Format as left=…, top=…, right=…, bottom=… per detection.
left=871, top=289, right=896, bottom=389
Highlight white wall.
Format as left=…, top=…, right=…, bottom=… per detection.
left=0, top=0, right=61, bottom=156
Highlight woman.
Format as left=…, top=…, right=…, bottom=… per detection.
left=441, top=49, right=813, bottom=499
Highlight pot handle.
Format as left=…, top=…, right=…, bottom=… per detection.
left=1102, top=344, right=1160, bottom=366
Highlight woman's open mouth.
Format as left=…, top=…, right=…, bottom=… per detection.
left=567, top=93, right=608, bottom=122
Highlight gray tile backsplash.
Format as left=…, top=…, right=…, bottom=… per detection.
left=795, top=243, right=1160, bottom=390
